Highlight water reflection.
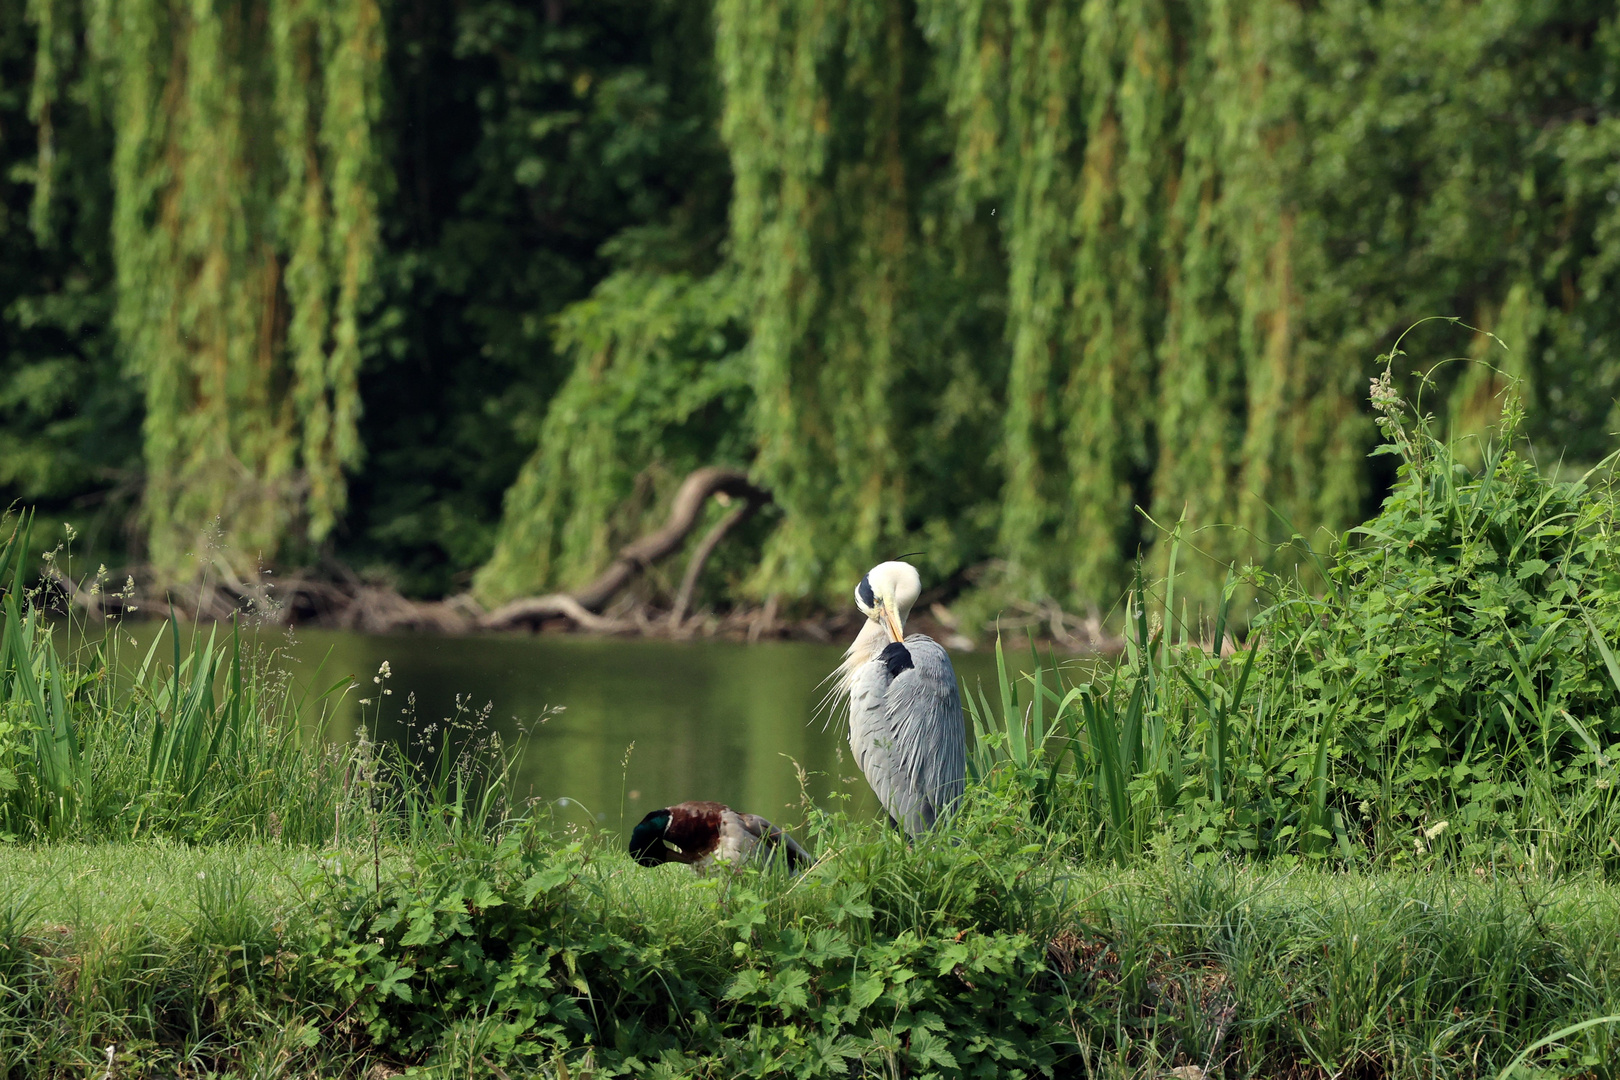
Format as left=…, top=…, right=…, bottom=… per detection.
left=110, top=626, right=1005, bottom=834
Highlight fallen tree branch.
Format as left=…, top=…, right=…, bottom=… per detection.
left=481, top=466, right=770, bottom=631
left=669, top=498, right=760, bottom=632
left=475, top=593, right=629, bottom=633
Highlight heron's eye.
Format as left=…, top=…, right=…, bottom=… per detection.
left=856, top=574, right=875, bottom=610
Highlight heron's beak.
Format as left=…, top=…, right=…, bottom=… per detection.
left=877, top=600, right=905, bottom=644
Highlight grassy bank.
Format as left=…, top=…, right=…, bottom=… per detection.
left=3, top=826, right=1620, bottom=1078
left=3, top=375, right=1620, bottom=1077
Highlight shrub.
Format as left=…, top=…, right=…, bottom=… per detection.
left=965, top=354, right=1620, bottom=871
left=1248, top=367, right=1620, bottom=867
left=302, top=791, right=1084, bottom=1076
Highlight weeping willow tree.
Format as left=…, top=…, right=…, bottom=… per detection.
left=22, top=0, right=1614, bottom=612
left=474, top=271, right=753, bottom=605
left=915, top=0, right=1356, bottom=602
left=479, top=0, right=1620, bottom=615
left=716, top=0, right=932, bottom=599
left=27, top=0, right=382, bottom=577
left=480, top=0, right=1006, bottom=609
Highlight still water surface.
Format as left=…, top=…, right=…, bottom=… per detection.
left=228, top=629, right=1003, bottom=833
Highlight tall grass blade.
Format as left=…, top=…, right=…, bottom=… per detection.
left=1582, top=612, right=1620, bottom=698
left=994, top=634, right=1025, bottom=767
left=0, top=511, right=29, bottom=589
left=1493, top=1016, right=1620, bottom=1080
left=1211, top=567, right=1235, bottom=660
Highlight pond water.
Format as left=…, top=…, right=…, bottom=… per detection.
left=118, top=626, right=1009, bottom=835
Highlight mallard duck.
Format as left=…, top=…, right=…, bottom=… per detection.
left=629, top=801, right=811, bottom=874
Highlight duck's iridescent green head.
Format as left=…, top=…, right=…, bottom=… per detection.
left=629, top=809, right=672, bottom=866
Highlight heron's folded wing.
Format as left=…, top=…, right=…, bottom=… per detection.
left=893, top=635, right=965, bottom=819
left=848, top=635, right=965, bottom=832
left=849, top=658, right=917, bottom=828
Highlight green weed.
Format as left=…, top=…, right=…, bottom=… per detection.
left=966, top=362, right=1620, bottom=873
left=0, top=512, right=526, bottom=849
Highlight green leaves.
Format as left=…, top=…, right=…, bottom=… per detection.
left=0, top=512, right=87, bottom=829
left=306, top=820, right=1074, bottom=1076
left=965, top=372, right=1620, bottom=871
left=825, top=884, right=873, bottom=927
left=1249, top=382, right=1620, bottom=867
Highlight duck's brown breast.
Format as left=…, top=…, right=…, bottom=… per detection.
left=662, top=801, right=725, bottom=864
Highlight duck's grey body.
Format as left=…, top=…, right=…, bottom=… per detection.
left=630, top=800, right=811, bottom=875
left=700, top=806, right=806, bottom=873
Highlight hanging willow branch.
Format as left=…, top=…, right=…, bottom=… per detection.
left=29, top=0, right=383, bottom=579
left=716, top=0, right=918, bottom=599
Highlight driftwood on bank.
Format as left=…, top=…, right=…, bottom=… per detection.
left=669, top=497, right=759, bottom=631
left=47, top=463, right=1124, bottom=652
left=477, top=466, right=770, bottom=632
left=61, top=466, right=777, bottom=638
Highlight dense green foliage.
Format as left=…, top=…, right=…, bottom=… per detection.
left=0, top=0, right=132, bottom=541
left=960, top=372, right=1620, bottom=873
left=0, top=514, right=522, bottom=843
left=302, top=812, right=1070, bottom=1075
left=1251, top=368, right=1620, bottom=865
left=4, top=1, right=1618, bottom=612
left=356, top=0, right=732, bottom=596
left=20, top=0, right=385, bottom=574
left=6, top=403, right=1620, bottom=1072
left=3, top=373, right=1620, bottom=870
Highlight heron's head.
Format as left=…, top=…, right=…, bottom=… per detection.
left=629, top=808, right=672, bottom=867
left=855, top=561, right=922, bottom=644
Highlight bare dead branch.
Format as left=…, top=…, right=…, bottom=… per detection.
left=478, top=593, right=630, bottom=633
left=482, top=466, right=770, bottom=631
left=669, top=499, right=759, bottom=632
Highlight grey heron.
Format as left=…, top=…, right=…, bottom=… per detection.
left=629, top=801, right=811, bottom=874
left=833, top=561, right=965, bottom=834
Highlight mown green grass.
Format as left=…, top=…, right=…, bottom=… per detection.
left=0, top=840, right=306, bottom=929
left=3, top=832, right=1620, bottom=1078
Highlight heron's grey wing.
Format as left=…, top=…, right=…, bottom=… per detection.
left=848, top=634, right=965, bottom=833
left=896, top=635, right=965, bottom=822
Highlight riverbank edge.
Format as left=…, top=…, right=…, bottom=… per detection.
left=51, top=564, right=1125, bottom=654
left=3, top=837, right=1618, bottom=1078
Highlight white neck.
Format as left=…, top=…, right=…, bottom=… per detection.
left=839, top=617, right=895, bottom=695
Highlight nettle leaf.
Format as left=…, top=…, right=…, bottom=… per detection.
left=934, top=942, right=970, bottom=977
left=848, top=972, right=884, bottom=1012
left=520, top=864, right=574, bottom=904
left=806, top=929, right=853, bottom=965
left=827, top=884, right=874, bottom=925
left=908, top=1028, right=958, bottom=1071
left=467, top=878, right=505, bottom=911
left=768, top=967, right=812, bottom=1012
left=723, top=889, right=770, bottom=937
left=808, top=1033, right=862, bottom=1075
left=724, top=968, right=765, bottom=1002
left=375, top=961, right=416, bottom=1002
left=400, top=911, right=437, bottom=948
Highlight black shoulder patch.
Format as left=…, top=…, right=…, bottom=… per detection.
left=879, top=641, right=914, bottom=676
left=856, top=574, right=875, bottom=609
